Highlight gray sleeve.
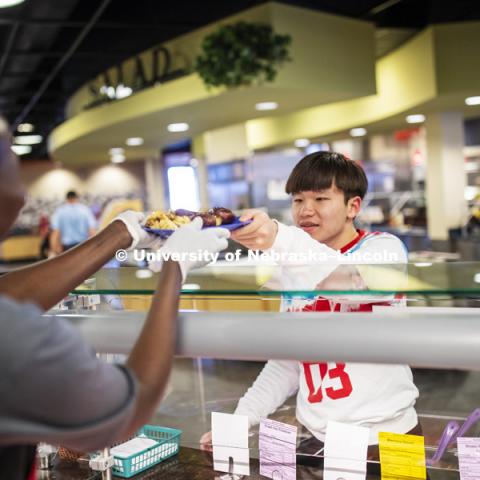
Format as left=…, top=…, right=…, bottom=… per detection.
left=0, top=296, right=138, bottom=452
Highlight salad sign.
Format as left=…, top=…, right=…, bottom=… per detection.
left=85, top=45, right=181, bottom=110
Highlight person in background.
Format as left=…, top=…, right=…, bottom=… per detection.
left=0, top=115, right=230, bottom=479
left=50, top=190, right=96, bottom=253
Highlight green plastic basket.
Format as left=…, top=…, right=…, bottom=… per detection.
left=111, top=425, right=182, bottom=478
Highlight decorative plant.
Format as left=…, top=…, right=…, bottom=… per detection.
left=195, top=21, right=292, bottom=88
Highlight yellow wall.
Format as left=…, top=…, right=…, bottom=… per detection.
left=245, top=28, right=437, bottom=149
left=433, top=22, right=480, bottom=94
left=66, top=4, right=272, bottom=118
left=52, top=5, right=480, bottom=164
left=52, top=1, right=376, bottom=165
left=243, top=21, right=480, bottom=150
left=203, top=124, right=250, bottom=164
left=67, top=3, right=375, bottom=118
left=50, top=74, right=214, bottom=156
left=271, top=3, right=375, bottom=95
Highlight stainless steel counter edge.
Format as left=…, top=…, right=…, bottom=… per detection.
left=43, top=309, right=480, bottom=370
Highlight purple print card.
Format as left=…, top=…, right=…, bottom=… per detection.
left=259, top=418, right=297, bottom=480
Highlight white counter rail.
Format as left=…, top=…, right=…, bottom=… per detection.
left=45, top=307, right=480, bottom=370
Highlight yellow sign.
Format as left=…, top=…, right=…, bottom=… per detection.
left=379, top=432, right=426, bottom=480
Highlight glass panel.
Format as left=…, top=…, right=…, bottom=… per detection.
left=71, top=262, right=480, bottom=296
left=90, top=357, right=474, bottom=476
left=53, top=262, right=480, bottom=477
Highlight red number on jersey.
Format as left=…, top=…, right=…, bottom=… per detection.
left=302, top=362, right=353, bottom=403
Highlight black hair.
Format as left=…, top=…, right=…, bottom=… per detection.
left=66, top=190, right=78, bottom=199
left=285, top=151, right=368, bottom=203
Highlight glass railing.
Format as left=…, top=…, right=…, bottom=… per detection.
left=71, top=262, right=480, bottom=296
left=53, top=262, right=480, bottom=478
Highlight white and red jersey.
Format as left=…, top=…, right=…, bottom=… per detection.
left=234, top=223, right=418, bottom=445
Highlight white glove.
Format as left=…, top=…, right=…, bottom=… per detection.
left=112, top=210, right=164, bottom=250
left=149, top=217, right=230, bottom=281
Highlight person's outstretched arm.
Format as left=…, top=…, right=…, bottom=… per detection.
left=122, top=259, right=182, bottom=435
left=3, top=219, right=230, bottom=452
left=200, top=359, right=299, bottom=451
left=119, top=219, right=230, bottom=439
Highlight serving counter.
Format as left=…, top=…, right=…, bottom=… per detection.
left=40, top=261, right=480, bottom=479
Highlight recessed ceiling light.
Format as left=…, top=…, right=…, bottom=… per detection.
left=13, top=134, right=42, bottom=145
left=109, top=147, right=124, bottom=155
left=0, top=0, right=25, bottom=7
left=167, top=122, right=189, bottom=132
left=406, top=114, right=425, bottom=124
left=111, top=154, right=126, bottom=163
left=465, top=96, right=480, bottom=106
left=305, top=144, right=326, bottom=154
left=294, top=138, right=310, bottom=148
left=115, top=84, right=132, bottom=99
left=17, top=123, right=34, bottom=133
left=255, top=101, right=278, bottom=111
left=100, top=85, right=116, bottom=99
left=126, top=137, right=144, bottom=146
left=350, top=127, right=367, bottom=137
left=11, top=145, right=32, bottom=155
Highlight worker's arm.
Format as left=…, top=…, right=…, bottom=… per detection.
left=122, top=259, right=182, bottom=435
left=6, top=221, right=230, bottom=452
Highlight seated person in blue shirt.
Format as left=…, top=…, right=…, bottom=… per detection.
left=50, top=190, right=97, bottom=253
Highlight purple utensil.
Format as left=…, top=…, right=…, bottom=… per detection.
left=455, top=408, right=480, bottom=439
left=427, top=408, right=480, bottom=466
left=427, top=420, right=460, bottom=466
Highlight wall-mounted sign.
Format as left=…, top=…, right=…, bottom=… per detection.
left=85, top=45, right=184, bottom=110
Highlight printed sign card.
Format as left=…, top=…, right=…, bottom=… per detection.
left=212, top=412, right=250, bottom=476
left=457, top=437, right=480, bottom=480
left=259, top=418, right=297, bottom=480
left=379, top=432, right=426, bottom=480
left=324, top=421, right=370, bottom=480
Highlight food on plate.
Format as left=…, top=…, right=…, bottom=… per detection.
left=145, top=207, right=236, bottom=230
left=199, top=212, right=220, bottom=227
left=210, top=207, right=235, bottom=224
left=144, top=211, right=191, bottom=230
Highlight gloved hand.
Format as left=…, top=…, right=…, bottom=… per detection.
left=112, top=210, right=164, bottom=250
left=149, top=217, right=230, bottom=281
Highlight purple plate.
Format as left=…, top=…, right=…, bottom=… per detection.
left=143, top=217, right=252, bottom=238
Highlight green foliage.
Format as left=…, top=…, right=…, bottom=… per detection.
left=195, top=21, right=292, bottom=88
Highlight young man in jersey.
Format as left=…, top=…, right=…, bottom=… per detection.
left=200, top=151, right=420, bottom=461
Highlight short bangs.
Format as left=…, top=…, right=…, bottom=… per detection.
left=285, top=151, right=368, bottom=201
